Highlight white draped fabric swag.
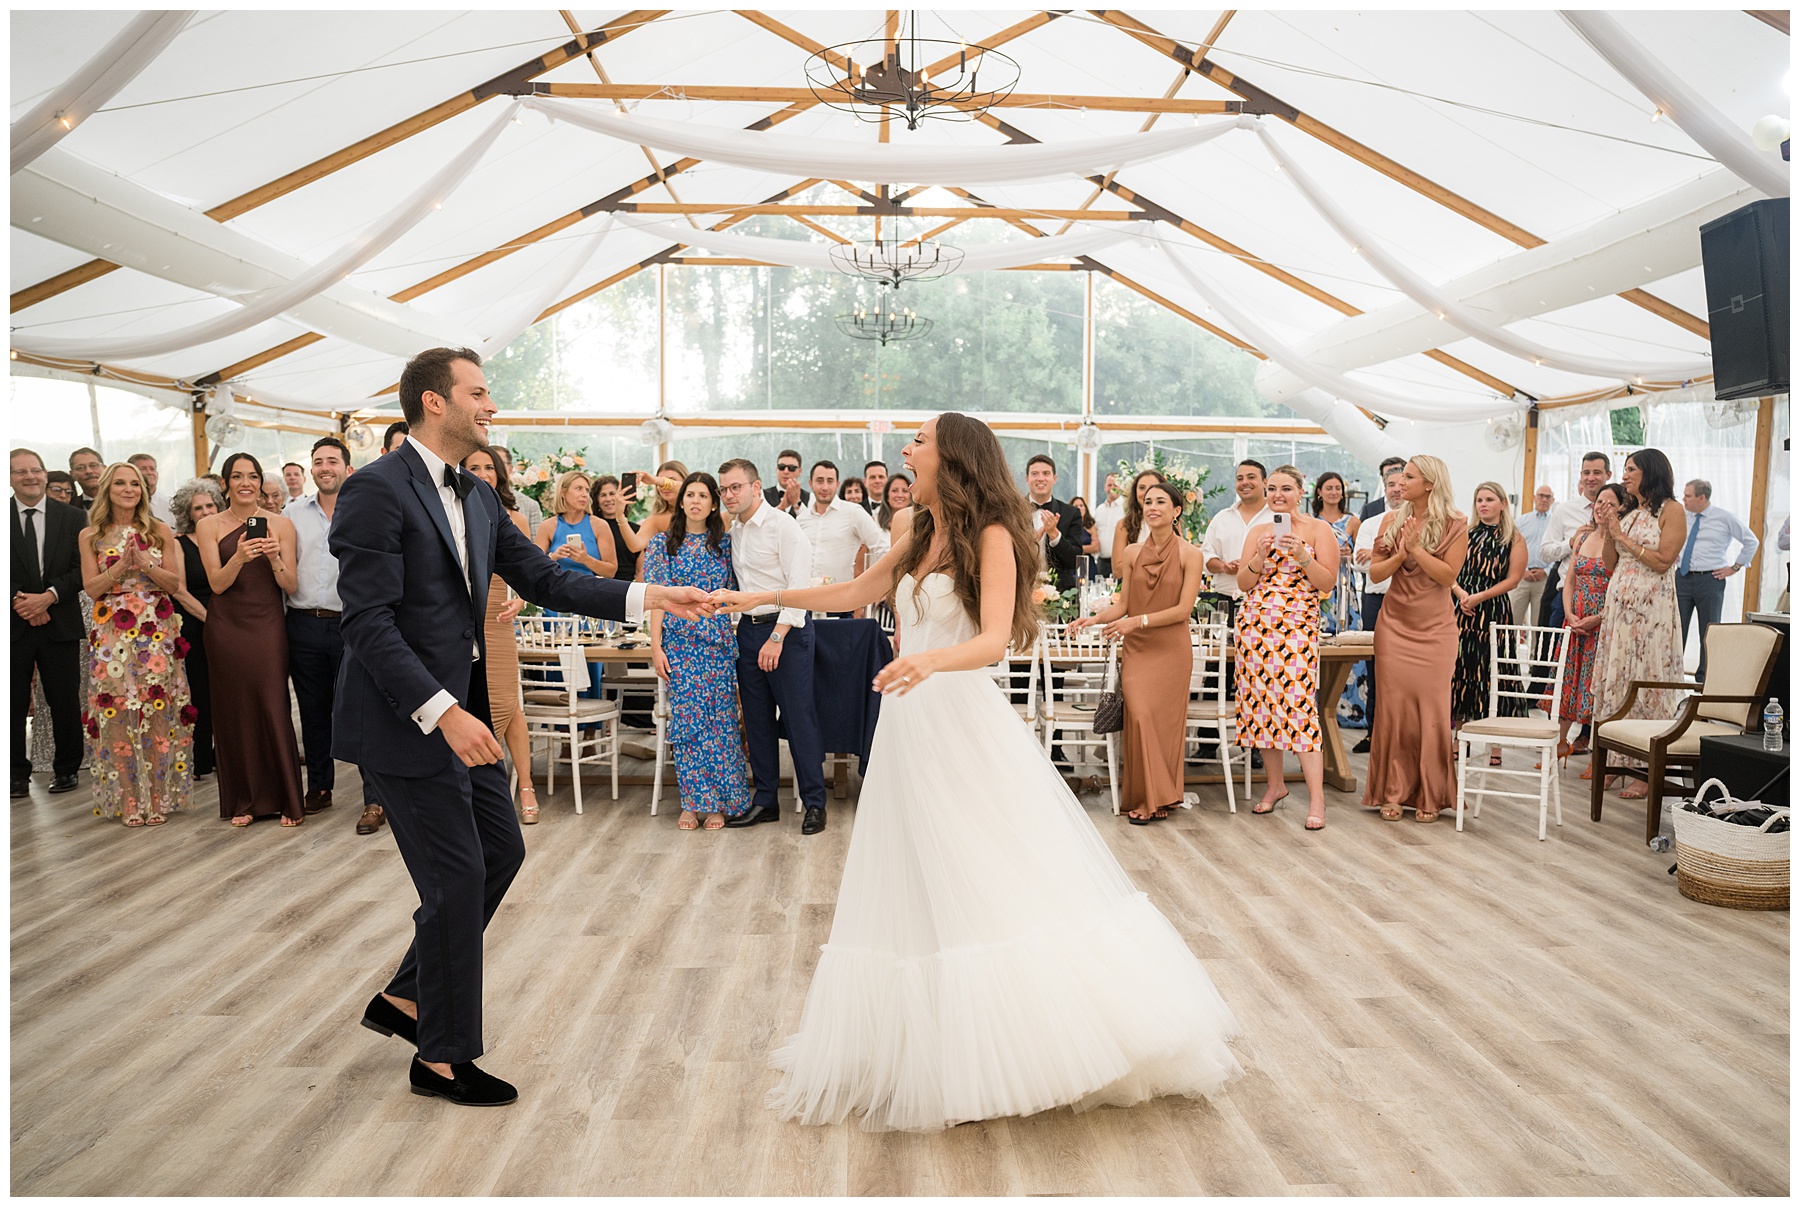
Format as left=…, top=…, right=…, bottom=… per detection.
left=1561, top=10, right=1788, bottom=199
left=1255, top=124, right=1714, bottom=383
left=10, top=11, right=192, bottom=175
left=1156, top=239, right=1525, bottom=423
left=524, top=98, right=1255, bottom=186
left=11, top=101, right=523, bottom=362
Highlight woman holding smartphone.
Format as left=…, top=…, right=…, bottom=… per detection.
left=1235, top=465, right=1340, bottom=830
left=196, top=451, right=305, bottom=827
left=533, top=470, right=617, bottom=583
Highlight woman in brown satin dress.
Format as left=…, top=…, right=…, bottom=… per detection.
left=1070, top=482, right=1205, bottom=823
left=1364, top=455, right=1468, bottom=823
left=196, top=452, right=305, bottom=826
left=464, top=445, right=538, bottom=822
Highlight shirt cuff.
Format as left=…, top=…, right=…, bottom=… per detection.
left=778, top=606, right=808, bottom=628
left=413, top=689, right=457, bottom=735
left=625, top=581, right=646, bottom=623
left=45, top=586, right=57, bottom=601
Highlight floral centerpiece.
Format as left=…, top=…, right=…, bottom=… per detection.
left=1034, top=583, right=1083, bottom=624
left=1114, top=449, right=1225, bottom=546
left=510, top=448, right=588, bottom=508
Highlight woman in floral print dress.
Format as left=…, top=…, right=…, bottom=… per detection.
left=76, top=463, right=194, bottom=825
left=647, top=472, right=749, bottom=829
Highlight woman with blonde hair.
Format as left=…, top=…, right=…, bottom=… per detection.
left=712, top=414, right=1241, bottom=1131
left=78, top=462, right=197, bottom=825
left=614, top=459, right=691, bottom=562
left=533, top=469, right=617, bottom=580
left=1365, top=455, right=1468, bottom=822
left=1451, top=481, right=1528, bottom=763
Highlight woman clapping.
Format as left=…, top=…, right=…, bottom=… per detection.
left=1235, top=466, right=1340, bottom=830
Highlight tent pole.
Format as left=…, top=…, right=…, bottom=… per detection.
left=1742, top=395, right=1776, bottom=615
left=1521, top=404, right=1539, bottom=504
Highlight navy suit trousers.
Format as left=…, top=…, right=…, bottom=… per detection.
left=363, top=758, right=524, bottom=1064
left=737, top=621, right=826, bottom=812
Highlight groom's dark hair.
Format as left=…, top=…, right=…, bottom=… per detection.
left=400, top=346, right=482, bottom=425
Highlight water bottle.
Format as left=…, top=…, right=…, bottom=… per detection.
left=1764, top=699, right=1784, bottom=752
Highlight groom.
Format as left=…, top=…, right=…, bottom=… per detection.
left=332, top=346, right=711, bottom=1106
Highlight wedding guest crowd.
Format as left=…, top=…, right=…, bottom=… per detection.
left=795, top=460, right=883, bottom=592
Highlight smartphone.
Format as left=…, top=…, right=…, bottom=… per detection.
left=1270, top=513, right=1292, bottom=540
left=243, top=515, right=268, bottom=543
left=620, top=474, right=643, bottom=501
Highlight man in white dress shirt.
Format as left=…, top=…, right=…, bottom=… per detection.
left=126, top=453, right=176, bottom=525
left=795, top=460, right=883, bottom=615
left=1091, top=473, right=1126, bottom=580
left=1507, top=484, right=1555, bottom=632
left=282, top=462, right=308, bottom=502
left=1677, top=478, right=1760, bottom=677
left=717, top=458, right=829, bottom=835
left=284, top=436, right=388, bottom=833
left=1201, top=459, right=1272, bottom=601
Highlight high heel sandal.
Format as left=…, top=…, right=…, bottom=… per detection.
left=677, top=810, right=700, bottom=830
left=519, top=786, right=539, bottom=825
left=1252, top=791, right=1289, bottom=815
left=230, top=814, right=253, bottom=827
left=1305, top=809, right=1326, bottom=831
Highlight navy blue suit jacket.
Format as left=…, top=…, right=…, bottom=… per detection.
left=331, top=442, right=632, bottom=778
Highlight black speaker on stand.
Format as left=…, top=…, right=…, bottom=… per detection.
left=1699, top=198, right=1789, bottom=400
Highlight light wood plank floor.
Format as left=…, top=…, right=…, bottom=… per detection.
left=12, top=744, right=1788, bottom=1196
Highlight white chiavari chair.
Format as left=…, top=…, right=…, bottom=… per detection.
left=1185, top=619, right=1238, bottom=813
left=1455, top=624, right=1571, bottom=840
left=1039, top=623, right=1120, bottom=815
left=516, top=614, right=620, bottom=814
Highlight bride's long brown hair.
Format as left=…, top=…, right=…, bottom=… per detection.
left=892, top=413, right=1041, bottom=652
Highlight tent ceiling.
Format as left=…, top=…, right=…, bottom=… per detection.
left=8, top=8, right=1786, bottom=418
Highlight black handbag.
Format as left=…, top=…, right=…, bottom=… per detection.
left=1093, top=655, right=1124, bottom=735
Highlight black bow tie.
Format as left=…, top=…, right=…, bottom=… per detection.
left=442, top=465, right=472, bottom=501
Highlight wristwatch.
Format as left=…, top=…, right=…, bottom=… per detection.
left=768, top=630, right=784, bottom=644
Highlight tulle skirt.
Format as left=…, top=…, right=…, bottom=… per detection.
left=767, top=669, right=1244, bottom=1132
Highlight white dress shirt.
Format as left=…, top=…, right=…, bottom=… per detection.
left=1200, top=501, right=1273, bottom=598
left=147, top=493, right=175, bottom=526
left=730, top=500, right=813, bottom=628
left=283, top=492, right=344, bottom=612
left=795, top=495, right=883, bottom=584
left=13, top=496, right=53, bottom=599
left=1540, top=495, right=1597, bottom=568
left=1092, top=497, right=1126, bottom=558
left=1515, top=506, right=1553, bottom=571
left=406, top=436, right=646, bottom=735
left=1354, top=506, right=1391, bottom=597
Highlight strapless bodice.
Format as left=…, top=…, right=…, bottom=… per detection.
left=894, top=572, right=978, bottom=654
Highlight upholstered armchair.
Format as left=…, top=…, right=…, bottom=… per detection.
left=1590, top=623, right=1782, bottom=843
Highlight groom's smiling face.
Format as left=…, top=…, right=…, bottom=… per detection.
left=427, top=358, right=496, bottom=459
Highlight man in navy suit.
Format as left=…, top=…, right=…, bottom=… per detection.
left=332, top=347, right=711, bottom=1107
left=12, top=447, right=89, bottom=796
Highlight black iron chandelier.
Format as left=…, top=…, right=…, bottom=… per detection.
left=804, top=11, right=1021, bottom=131
left=829, top=234, right=964, bottom=289
left=836, top=295, right=932, bottom=346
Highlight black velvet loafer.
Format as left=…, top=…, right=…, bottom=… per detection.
left=361, top=993, right=418, bottom=1047
left=409, top=1058, right=518, bottom=1107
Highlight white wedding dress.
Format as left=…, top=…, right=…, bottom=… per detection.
left=767, top=573, right=1243, bottom=1132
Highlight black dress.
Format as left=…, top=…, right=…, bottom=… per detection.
left=600, top=514, right=639, bottom=582
left=175, top=534, right=215, bottom=777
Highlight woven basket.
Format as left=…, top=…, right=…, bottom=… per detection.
left=1673, top=779, right=1790, bottom=911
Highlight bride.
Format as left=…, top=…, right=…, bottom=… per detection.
left=713, top=414, right=1242, bottom=1132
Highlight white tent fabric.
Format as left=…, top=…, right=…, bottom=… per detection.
left=1254, top=122, right=1714, bottom=383
left=613, top=215, right=1144, bottom=272
left=1561, top=10, right=1788, bottom=199
left=524, top=97, right=1254, bottom=185
left=10, top=11, right=190, bottom=175
left=11, top=101, right=520, bottom=361
left=476, top=216, right=614, bottom=353
left=1158, top=238, right=1523, bottom=422
left=6, top=9, right=1784, bottom=460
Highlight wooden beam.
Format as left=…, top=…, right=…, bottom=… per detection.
left=558, top=9, right=692, bottom=223
left=481, top=412, right=1327, bottom=435
left=604, top=202, right=1146, bottom=220
left=1746, top=10, right=1790, bottom=34
left=1087, top=9, right=1711, bottom=340
left=1521, top=404, right=1540, bottom=502
left=788, top=214, right=853, bottom=244
left=529, top=82, right=1244, bottom=114
left=1743, top=394, right=1777, bottom=613
left=1055, top=61, right=1197, bottom=235
left=10, top=11, right=670, bottom=315
left=192, top=405, right=208, bottom=474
